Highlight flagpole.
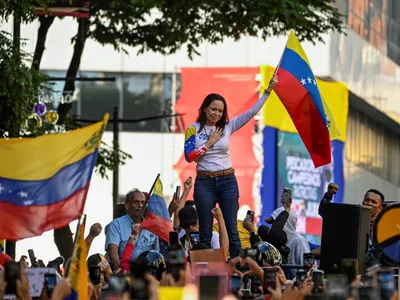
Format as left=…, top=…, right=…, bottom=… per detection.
left=139, top=173, right=160, bottom=222
left=65, top=214, right=86, bottom=277
left=148, top=173, right=160, bottom=196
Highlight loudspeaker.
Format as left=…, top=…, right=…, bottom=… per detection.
left=320, top=203, right=371, bottom=275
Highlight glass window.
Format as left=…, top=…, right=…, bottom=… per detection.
left=122, top=73, right=181, bottom=132
left=79, top=71, right=119, bottom=131
left=41, top=70, right=79, bottom=117
left=346, top=106, right=400, bottom=185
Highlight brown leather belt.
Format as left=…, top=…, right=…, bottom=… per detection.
left=197, top=168, right=235, bottom=178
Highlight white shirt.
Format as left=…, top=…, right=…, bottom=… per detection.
left=272, top=207, right=310, bottom=278
left=271, top=207, right=298, bottom=239
left=184, top=92, right=270, bottom=172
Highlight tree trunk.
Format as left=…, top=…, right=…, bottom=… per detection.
left=57, top=17, right=90, bottom=124
left=53, top=225, right=74, bottom=261
left=31, top=16, right=55, bottom=71
left=53, top=18, right=89, bottom=260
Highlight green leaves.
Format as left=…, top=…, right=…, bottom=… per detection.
left=85, top=0, right=344, bottom=59
left=0, top=31, right=48, bottom=137
left=0, top=0, right=53, bottom=22
left=96, top=141, right=133, bottom=179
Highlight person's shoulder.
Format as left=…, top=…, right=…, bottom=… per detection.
left=273, top=206, right=285, bottom=213
left=185, top=123, right=199, bottom=137
left=109, top=214, right=130, bottom=226
left=289, top=208, right=297, bottom=217
left=272, top=206, right=285, bottom=217
left=186, top=123, right=199, bottom=131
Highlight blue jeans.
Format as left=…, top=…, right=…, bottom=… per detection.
left=193, top=173, right=242, bottom=258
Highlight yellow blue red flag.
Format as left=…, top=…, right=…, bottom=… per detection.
left=65, top=216, right=88, bottom=300
left=0, top=114, right=109, bottom=240
left=140, top=178, right=173, bottom=243
left=274, top=31, right=338, bottom=167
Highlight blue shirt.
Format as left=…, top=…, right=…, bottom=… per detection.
left=105, top=214, right=159, bottom=260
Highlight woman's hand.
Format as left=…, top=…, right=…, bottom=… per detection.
left=205, top=128, right=224, bottom=148
left=267, top=75, right=278, bottom=92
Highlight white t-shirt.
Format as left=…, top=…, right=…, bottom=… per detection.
left=184, top=92, right=270, bottom=171
left=271, top=207, right=298, bottom=239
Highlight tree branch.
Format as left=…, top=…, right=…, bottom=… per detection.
left=57, top=17, right=90, bottom=123
left=31, top=15, right=55, bottom=71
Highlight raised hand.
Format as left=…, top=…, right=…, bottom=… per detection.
left=327, top=183, right=339, bottom=197
left=267, top=74, right=279, bottom=91
left=211, top=207, right=223, bottom=222
left=89, top=223, right=103, bottom=238
left=184, top=177, right=193, bottom=191
left=206, top=127, right=224, bottom=148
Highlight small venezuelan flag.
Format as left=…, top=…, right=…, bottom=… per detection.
left=0, top=114, right=109, bottom=240
left=65, top=216, right=88, bottom=300
left=274, top=31, right=336, bottom=167
left=140, top=178, right=173, bottom=243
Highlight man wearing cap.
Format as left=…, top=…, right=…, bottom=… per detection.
left=105, top=189, right=159, bottom=270
left=178, top=202, right=228, bottom=256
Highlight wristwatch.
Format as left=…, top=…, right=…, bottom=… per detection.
left=130, top=234, right=137, bottom=240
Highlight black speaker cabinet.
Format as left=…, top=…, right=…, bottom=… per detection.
left=320, top=203, right=371, bottom=275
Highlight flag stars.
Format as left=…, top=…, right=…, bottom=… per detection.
left=307, top=77, right=312, bottom=83
left=313, top=79, right=316, bottom=85
left=18, top=191, right=28, bottom=198
left=0, top=183, right=3, bottom=194
left=301, top=78, right=306, bottom=85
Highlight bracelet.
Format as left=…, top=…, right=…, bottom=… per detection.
left=130, top=234, right=137, bottom=240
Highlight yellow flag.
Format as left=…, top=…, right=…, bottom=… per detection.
left=321, top=96, right=341, bottom=140
left=66, top=217, right=88, bottom=300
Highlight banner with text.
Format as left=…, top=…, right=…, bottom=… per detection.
left=276, top=131, right=343, bottom=244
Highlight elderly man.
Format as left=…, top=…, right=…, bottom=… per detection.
left=105, top=189, right=159, bottom=270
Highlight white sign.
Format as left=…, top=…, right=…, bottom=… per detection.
left=1, top=268, right=61, bottom=298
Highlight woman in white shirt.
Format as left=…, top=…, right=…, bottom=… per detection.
left=183, top=75, right=278, bottom=257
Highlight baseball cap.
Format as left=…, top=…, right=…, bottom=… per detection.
left=178, top=205, right=198, bottom=229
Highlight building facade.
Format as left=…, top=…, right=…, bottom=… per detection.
left=1, top=1, right=399, bottom=258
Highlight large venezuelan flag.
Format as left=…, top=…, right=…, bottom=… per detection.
left=274, top=31, right=333, bottom=168
left=140, top=178, right=173, bottom=243
left=65, top=217, right=88, bottom=300
left=0, top=115, right=108, bottom=240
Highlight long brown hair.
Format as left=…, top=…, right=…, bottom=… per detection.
left=196, top=93, right=229, bottom=132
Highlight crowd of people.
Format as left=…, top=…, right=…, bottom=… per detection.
left=0, top=181, right=398, bottom=300
left=0, top=75, right=399, bottom=299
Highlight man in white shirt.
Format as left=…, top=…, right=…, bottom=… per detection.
left=266, top=196, right=310, bottom=279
